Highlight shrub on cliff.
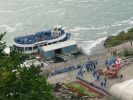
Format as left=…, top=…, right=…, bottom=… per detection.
left=124, top=49, right=133, bottom=57
left=104, top=28, right=133, bottom=48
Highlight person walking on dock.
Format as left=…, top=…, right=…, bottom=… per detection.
left=103, top=76, right=107, bottom=87
left=130, top=40, right=132, bottom=46
left=105, top=58, right=108, bottom=67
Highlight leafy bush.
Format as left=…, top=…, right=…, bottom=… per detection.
left=69, top=82, right=98, bottom=98
left=124, top=49, right=133, bottom=57
left=0, top=33, right=55, bottom=100
left=104, top=28, right=133, bottom=47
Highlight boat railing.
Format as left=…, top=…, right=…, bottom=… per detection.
left=14, top=29, right=65, bottom=44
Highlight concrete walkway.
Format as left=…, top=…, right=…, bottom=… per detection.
left=48, top=61, right=133, bottom=93
left=47, top=41, right=133, bottom=93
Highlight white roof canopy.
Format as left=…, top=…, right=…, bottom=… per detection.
left=41, top=40, right=77, bottom=52
left=110, top=79, right=133, bottom=100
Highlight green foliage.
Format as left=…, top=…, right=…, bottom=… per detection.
left=0, top=33, right=55, bottom=100
left=124, top=49, right=133, bottom=57
left=69, top=82, right=98, bottom=98
left=127, top=27, right=133, bottom=33
left=104, top=28, right=133, bottom=47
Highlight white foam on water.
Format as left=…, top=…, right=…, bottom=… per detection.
left=111, top=17, right=133, bottom=27
left=95, top=25, right=109, bottom=30
left=119, top=18, right=133, bottom=25
left=34, top=4, right=43, bottom=9
left=97, top=31, right=107, bottom=35
left=113, top=26, right=133, bottom=36
left=48, top=2, right=55, bottom=5
left=125, top=20, right=133, bottom=25
left=129, top=21, right=133, bottom=25
left=80, top=36, right=107, bottom=55
left=47, top=10, right=61, bottom=13
left=74, top=32, right=80, bottom=37
left=70, top=26, right=96, bottom=32
left=70, top=25, right=109, bottom=32
left=104, top=0, right=108, bottom=2
left=78, top=0, right=93, bottom=3
left=58, top=12, right=65, bottom=16
left=0, top=25, right=16, bottom=32
left=0, top=8, right=31, bottom=14
left=73, top=37, right=83, bottom=41
left=0, top=10, right=14, bottom=13
left=0, top=23, right=22, bottom=32
left=111, top=23, right=123, bottom=27
left=121, top=20, right=129, bottom=24
left=58, top=0, right=74, bottom=4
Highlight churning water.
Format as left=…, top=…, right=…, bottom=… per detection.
left=0, top=0, right=133, bottom=54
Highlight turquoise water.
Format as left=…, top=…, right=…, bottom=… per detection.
left=0, top=0, right=133, bottom=54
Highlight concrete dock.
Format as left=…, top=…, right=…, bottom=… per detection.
left=47, top=42, right=133, bottom=93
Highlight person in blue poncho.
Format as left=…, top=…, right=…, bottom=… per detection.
left=105, top=58, right=108, bottom=67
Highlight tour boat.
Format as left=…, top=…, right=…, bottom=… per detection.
left=13, top=26, right=71, bottom=53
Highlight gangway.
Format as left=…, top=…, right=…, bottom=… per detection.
left=55, top=53, right=69, bottom=60
left=63, top=52, right=72, bottom=57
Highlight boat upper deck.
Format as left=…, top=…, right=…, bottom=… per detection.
left=13, top=33, right=68, bottom=48
left=14, top=29, right=65, bottom=44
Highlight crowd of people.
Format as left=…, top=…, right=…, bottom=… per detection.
left=76, top=59, right=101, bottom=83
left=76, top=55, right=122, bottom=88
left=49, top=53, right=122, bottom=89
left=50, top=66, right=75, bottom=76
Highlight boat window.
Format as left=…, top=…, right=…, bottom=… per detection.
left=39, top=45, right=43, bottom=47
left=13, top=45, right=18, bottom=50
left=48, top=43, right=52, bottom=45
left=44, top=44, right=47, bottom=46
left=33, top=46, right=38, bottom=50
left=53, top=42, right=57, bottom=44
left=25, top=47, right=32, bottom=51
left=16, top=47, right=24, bottom=51
left=58, top=28, right=61, bottom=31
left=54, top=28, right=57, bottom=31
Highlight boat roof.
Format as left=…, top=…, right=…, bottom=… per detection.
left=41, top=40, right=77, bottom=52
left=13, top=33, right=67, bottom=47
